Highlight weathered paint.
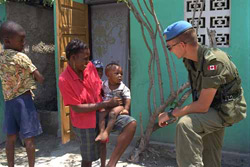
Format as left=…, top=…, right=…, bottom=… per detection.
left=130, top=0, right=250, bottom=152
left=54, top=0, right=84, bottom=137
left=53, top=0, right=62, bottom=137
left=0, top=3, right=6, bottom=143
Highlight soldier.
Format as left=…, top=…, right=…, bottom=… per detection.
left=158, top=21, right=247, bottom=167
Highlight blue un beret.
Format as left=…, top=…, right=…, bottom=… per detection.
left=163, top=21, right=192, bottom=41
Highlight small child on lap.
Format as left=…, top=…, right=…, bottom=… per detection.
left=95, top=62, right=131, bottom=142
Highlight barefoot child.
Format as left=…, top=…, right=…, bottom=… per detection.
left=95, top=63, right=131, bottom=142
left=0, top=21, right=44, bottom=167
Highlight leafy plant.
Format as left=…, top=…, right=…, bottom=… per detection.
left=0, top=0, right=54, bottom=7
left=0, top=0, right=6, bottom=4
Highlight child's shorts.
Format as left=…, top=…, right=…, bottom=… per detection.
left=112, top=115, right=136, bottom=133
left=72, top=127, right=100, bottom=161
left=96, top=113, right=136, bottom=134
left=3, top=92, right=43, bottom=139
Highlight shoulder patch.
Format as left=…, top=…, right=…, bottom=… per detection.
left=207, top=65, right=217, bottom=71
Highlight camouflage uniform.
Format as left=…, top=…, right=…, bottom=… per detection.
left=176, top=45, right=247, bottom=167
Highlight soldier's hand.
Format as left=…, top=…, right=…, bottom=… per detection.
left=107, top=97, right=123, bottom=108
left=158, top=112, right=170, bottom=127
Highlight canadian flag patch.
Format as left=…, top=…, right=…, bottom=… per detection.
left=207, top=65, right=217, bottom=71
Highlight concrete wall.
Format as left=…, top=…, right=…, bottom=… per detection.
left=0, top=3, right=58, bottom=139
left=6, top=2, right=57, bottom=111
left=130, top=0, right=250, bottom=153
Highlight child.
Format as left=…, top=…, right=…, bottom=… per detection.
left=91, top=59, right=104, bottom=79
left=95, top=62, right=131, bottom=142
left=0, top=21, right=44, bottom=167
left=91, top=59, right=106, bottom=166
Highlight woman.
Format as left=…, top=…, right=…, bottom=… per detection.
left=58, top=39, right=136, bottom=167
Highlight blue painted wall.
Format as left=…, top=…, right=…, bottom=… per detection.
left=0, top=3, right=6, bottom=143
left=130, top=0, right=250, bottom=153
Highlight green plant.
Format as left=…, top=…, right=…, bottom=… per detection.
left=42, top=0, right=54, bottom=7
left=0, top=0, right=54, bottom=7
left=0, top=0, right=6, bottom=4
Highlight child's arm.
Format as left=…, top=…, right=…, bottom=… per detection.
left=120, top=84, right=131, bottom=115
left=120, top=98, right=130, bottom=115
left=18, top=53, right=45, bottom=84
left=124, top=99, right=131, bottom=111
left=32, top=69, right=44, bottom=84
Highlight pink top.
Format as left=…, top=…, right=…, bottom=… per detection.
left=58, top=62, right=102, bottom=129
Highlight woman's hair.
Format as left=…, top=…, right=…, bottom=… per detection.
left=65, top=39, right=88, bottom=60
left=175, top=28, right=198, bottom=46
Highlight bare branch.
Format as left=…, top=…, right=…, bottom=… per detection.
left=153, top=82, right=191, bottom=132
left=152, top=57, right=157, bottom=109
left=147, top=55, right=154, bottom=116
left=192, top=0, right=198, bottom=26
left=139, top=112, right=144, bottom=138
left=152, top=40, right=165, bottom=104
left=140, top=24, right=154, bottom=116
left=143, top=0, right=153, bottom=15
left=170, top=52, right=179, bottom=100
left=137, top=0, right=153, bottom=32
left=207, top=28, right=217, bottom=48
left=177, top=82, right=190, bottom=95
left=128, top=0, right=153, bottom=35
left=196, top=0, right=205, bottom=34
left=177, top=89, right=192, bottom=107
left=149, top=0, right=175, bottom=95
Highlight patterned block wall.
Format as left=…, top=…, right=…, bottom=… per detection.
left=184, top=0, right=231, bottom=47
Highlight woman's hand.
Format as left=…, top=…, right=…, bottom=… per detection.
left=120, top=109, right=129, bottom=115
left=107, top=97, right=123, bottom=108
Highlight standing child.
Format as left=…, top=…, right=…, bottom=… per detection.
left=91, top=59, right=106, bottom=167
left=0, top=21, right=44, bottom=167
left=91, top=59, right=104, bottom=79
left=95, top=63, right=131, bottom=142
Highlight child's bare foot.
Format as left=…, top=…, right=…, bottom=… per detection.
left=95, top=131, right=109, bottom=142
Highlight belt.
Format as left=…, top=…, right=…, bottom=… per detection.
left=221, top=89, right=242, bottom=103
left=211, top=89, right=241, bottom=107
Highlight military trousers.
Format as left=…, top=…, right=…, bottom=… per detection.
left=175, top=108, right=225, bottom=167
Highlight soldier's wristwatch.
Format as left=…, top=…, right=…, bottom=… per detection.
left=167, top=108, right=176, bottom=119
left=165, top=108, right=177, bottom=124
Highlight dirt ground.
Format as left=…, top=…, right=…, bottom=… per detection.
left=0, top=134, right=249, bottom=167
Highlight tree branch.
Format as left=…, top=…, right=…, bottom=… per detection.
left=196, top=0, right=205, bottom=34
left=137, top=0, right=153, bottom=32
left=128, top=0, right=153, bottom=35
left=149, top=0, right=175, bottom=95
left=143, top=0, right=153, bottom=15
left=140, top=24, right=154, bottom=116
left=192, top=0, right=198, bottom=26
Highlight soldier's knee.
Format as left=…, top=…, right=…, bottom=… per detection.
left=176, top=115, right=192, bottom=130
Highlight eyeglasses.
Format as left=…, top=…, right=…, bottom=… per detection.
left=166, top=42, right=181, bottom=51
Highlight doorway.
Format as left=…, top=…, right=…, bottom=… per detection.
left=90, top=2, right=130, bottom=86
